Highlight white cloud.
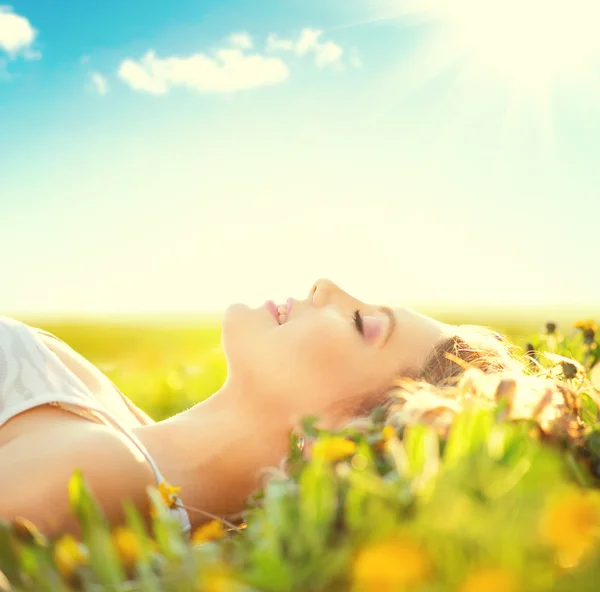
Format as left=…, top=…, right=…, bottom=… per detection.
left=266, top=28, right=348, bottom=70
left=90, top=71, right=108, bottom=95
left=296, top=29, right=323, bottom=57
left=228, top=32, right=253, bottom=50
left=266, top=34, right=294, bottom=53
left=315, top=40, right=343, bottom=68
left=0, top=6, right=37, bottom=57
left=118, top=47, right=289, bottom=95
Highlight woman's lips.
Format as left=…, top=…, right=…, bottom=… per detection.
left=265, top=300, right=279, bottom=321
left=265, top=298, right=293, bottom=324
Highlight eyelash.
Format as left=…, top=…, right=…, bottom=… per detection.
left=353, top=309, right=364, bottom=336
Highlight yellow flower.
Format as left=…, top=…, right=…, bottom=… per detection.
left=459, top=567, right=519, bottom=592
left=53, top=534, right=89, bottom=578
left=574, top=319, right=598, bottom=332
left=540, top=489, right=600, bottom=567
left=158, top=480, right=182, bottom=509
left=191, top=520, right=226, bottom=545
left=311, top=437, right=357, bottom=462
left=353, top=536, right=430, bottom=592
left=382, top=425, right=396, bottom=442
left=112, top=527, right=141, bottom=567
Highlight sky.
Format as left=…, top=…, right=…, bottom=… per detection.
left=1, top=0, right=600, bottom=315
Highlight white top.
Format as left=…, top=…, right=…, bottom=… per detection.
left=0, top=315, right=190, bottom=535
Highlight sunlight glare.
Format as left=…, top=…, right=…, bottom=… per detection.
left=415, top=0, right=600, bottom=93
left=430, top=0, right=599, bottom=91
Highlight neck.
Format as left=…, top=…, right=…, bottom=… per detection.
left=132, top=382, right=292, bottom=530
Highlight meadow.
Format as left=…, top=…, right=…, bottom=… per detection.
left=2, top=310, right=600, bottom=591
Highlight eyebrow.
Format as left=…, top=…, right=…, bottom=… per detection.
left=378, top=306, right=396, bottom=348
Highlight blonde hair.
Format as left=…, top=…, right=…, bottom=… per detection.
left=379, top=326, right=581, bottom=442
left=419, top=325, right=523, bottom=386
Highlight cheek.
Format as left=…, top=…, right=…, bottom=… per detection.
left=277, top=323, right=366, bottom=394
left=222, top=310, right=381, bottom=403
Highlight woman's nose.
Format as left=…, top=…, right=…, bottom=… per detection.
left=310, top=278, right=362, bottom=311
left=310, top=278, right=336, bottom=307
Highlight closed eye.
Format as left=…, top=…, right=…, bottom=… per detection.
left=353, top=309, right=364, bottom=336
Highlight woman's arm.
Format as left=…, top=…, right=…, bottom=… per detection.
left=0, top=396, right=292, bottom=536
left=0, top=406, right=157, bottom=536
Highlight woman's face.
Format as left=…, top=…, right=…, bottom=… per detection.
left=221, top=278, right=451, bottom=423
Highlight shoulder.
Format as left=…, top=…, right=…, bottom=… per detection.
left=0, top=316, right=38, bottom=346
left=0, top=315, right=26, bottom=332
left=0, top=316, right=62, bottom=343
left=0, top=316, right=57, bottom=355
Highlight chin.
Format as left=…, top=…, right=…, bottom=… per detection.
left=221, top=303, right=242, bottom=355
left=222, top=302, right=249, bottom=328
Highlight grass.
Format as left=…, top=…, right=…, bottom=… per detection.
left=1, top=312, right=600, bottom=591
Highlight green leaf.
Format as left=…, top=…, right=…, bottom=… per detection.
left=301, top=416, right=319, bottom=438
left=147, top=488, right=188, bottom=562
left=123, top=501, right=161, bottom=592
left=444, top=409, right=494, bottom=467
left=403, top=424, right=440, bottom=483
left=0, top=521, right=23, bottom=585
left=298, top=460, right=337, bottom=549
left=67, top=470, right=125, bottom=589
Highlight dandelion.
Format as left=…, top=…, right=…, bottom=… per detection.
left=112, top=527, right=141, bottom=567
left=574, top=320, right=597, bottom=346
left=574, top=319, right=597, bottom=332
left=158, top=480, right=182, bottom=509
left=540, top=489, right=600, bottom=568
left=191, top=520, right=226, bottom=545
left=53, top=534, right=89, bottom=579
left=459, top=567, right=519, bottom=592
left=375, top=425, right=399, bottom=454
left=382, top=425, right=396, bottom=442
left=353, top=536, right=430, bottom=592
left=311, top=437, right=357, bottom=462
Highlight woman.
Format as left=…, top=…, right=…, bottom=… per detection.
left=0, top=279, right=517, bottom=536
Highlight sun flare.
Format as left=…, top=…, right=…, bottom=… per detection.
left=369, top=0, right=600, bottom=98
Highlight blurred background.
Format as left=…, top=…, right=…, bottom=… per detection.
left=2, top=0, right=599, bottom=418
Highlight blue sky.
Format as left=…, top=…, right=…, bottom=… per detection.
left=1, top=0, right=600, bottom=314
